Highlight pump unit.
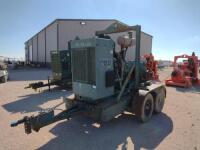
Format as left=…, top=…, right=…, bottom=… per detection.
left=11, top=23, right=166, bottom=135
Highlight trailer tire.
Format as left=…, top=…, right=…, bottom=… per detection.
left=154, top=88, right=165, bottom=113
left=135, top=93, right=154, bottom=123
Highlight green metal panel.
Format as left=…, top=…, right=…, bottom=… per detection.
left=50, top=50, right=71, bottom=80
left=84, top=95, right=131, bottom=122
left=70, top=38, right=115, bottom=100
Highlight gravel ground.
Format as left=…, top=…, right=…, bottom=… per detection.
left=0, top=67, right=200, bottom=150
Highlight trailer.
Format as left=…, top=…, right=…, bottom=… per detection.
left=11, top=23, right=166, bottom=134
left=25, top=50, right=72, bottom=91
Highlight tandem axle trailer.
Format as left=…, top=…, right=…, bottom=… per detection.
left=11, top=23, right=166, bottom=135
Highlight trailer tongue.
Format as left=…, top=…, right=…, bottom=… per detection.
left=11, top=102, right=83, bottom=134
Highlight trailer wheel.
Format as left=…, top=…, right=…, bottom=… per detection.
left=154, top=88, right=165, bottom=113
left=135, top=93, right=154, bottom=123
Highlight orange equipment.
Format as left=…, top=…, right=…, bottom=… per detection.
left=143, top=53, right=159, bottom=80
left=165, top=52, right=200, bottom=87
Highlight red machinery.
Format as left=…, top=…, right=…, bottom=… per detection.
left=142, top=53, right=159, bottom=80
left=165, top=52, right=200, bottom=87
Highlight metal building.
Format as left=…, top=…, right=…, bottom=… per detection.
left=25, top=19, right=153, bottom=66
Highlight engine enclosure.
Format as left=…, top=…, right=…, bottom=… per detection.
left=50, top=50, right=71, bottom=81
left=70, top=38, right=115, bottom=101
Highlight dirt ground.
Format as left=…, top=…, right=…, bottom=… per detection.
left=0, top=67, right=200, bottom=150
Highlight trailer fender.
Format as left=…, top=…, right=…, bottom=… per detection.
left=132, top=84, right=166, bottom=112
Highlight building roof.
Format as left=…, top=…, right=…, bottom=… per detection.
left=25, top=19, right=153, bottom=44
left=25, top=19, right=118, bottom=43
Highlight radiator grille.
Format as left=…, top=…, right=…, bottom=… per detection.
left=72, top=48, right=95, bottom=85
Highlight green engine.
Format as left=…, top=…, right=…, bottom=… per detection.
left=69, top=36, right=150, bottom=102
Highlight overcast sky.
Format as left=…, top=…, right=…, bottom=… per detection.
left=0, top=0, right=199, bottom=60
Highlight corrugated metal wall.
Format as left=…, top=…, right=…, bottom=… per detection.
left=46, top=21, right=57, bottom=63
left=32, top=36, right=38, bottom=62
left=25, top=43, right=28, bottom=61
left=128, top=32, right=152, bottom=60
left=25, top=19, right=152, bottom=64
left=140, top=32, right=152, bottom=56
left=38, top=30, right=45, bottom=62
left=28, top=40, right=33, bottom=61
left=58, top=20, right=115, bottom=50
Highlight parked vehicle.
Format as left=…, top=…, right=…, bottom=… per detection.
left=0, top=63, right=8, bottom=83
